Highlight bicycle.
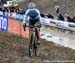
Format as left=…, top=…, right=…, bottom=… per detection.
left=23, top=23, right=41, bottom=57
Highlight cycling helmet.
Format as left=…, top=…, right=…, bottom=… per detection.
left=28, top=3, right=36, bottom=9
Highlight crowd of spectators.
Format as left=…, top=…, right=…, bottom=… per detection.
left=55, top=6, right=75, bottom=23
left=0, top=6, right=24, bottom=16
left=0, top=5, right=75, bottom=23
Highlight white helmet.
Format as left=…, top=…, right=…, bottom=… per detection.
left=28, top=3, right=36, bottom=9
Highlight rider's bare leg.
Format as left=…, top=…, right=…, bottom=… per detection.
left=35, top=28, right=40, bottom=45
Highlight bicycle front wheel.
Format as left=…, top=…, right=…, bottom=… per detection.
left=29, top=34, right=34, bottom=57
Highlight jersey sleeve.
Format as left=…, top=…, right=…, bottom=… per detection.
left=23, top=9, right=30, bottom=24
left=35, top=9, right=42, bottom=23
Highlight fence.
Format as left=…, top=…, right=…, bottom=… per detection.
left=41, top=18, right=75, bottom=34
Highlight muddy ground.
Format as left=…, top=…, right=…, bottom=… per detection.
left=0, top=31, right=75, bottom=63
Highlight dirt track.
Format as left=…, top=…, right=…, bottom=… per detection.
left=0, top=31, right=75, bottom=63
left=0, top=18, right=75, bottom=63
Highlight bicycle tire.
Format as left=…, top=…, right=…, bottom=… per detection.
left=29, top=33, right=34, bottom=57
left=33, top=37, right=37, bottom=56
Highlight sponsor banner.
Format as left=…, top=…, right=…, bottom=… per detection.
left=41, top=18, right=49, bottom=24
left=41, top=18, right=75, bottom=28
left=0, top=15, right=8, bottom=32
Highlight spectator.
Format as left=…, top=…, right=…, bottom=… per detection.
left=0, top=7, right=2, bottom=11
left=57, top=13, right=64, bottom=21
left=47, top=13, right=54, bottom=19
left=72, top=16, right=75, bottom=22
left=10, top=8, right=14, bottom=12
left=64, top=13, right=69, bottom=21
left=0, top=7, right=3, bottom=15
left=55, top=5, right=60, bottom=14
left=65, top=14, right=75, bottom=23
left=2, top=7, right=5, bottom=15
left=40, top=13, right=45, bottom=18
left=15, top=6, right=19, bottom=13
left=4, top=7, right=9, bottom=16
left=9, top=7, right=15, bottom=16
left=44, top=13, right=49, bottom=18
left=0, top=10, right=3, bottom=15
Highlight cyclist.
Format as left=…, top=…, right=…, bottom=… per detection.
left=23, top=3, right=41, bottom=45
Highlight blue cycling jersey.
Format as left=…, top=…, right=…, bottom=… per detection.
left=28, top=10, right=38, bottom=20
left=23, top=8, right=41, bottom=24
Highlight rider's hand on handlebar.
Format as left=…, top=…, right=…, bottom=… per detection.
left=23, top=23, right=26, bottom=31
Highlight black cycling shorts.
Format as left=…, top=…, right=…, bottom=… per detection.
left=29, top=18, right=40, bottom=26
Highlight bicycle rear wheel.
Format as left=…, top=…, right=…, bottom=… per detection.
left=33, top=37, right=41, bottom=56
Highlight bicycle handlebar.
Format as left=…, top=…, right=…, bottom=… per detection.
left=26, top=25, right=41, bottom=28
left=23, top=23, right=41, bottom=31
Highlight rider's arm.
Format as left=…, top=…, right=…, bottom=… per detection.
left=23, top=9, right=30, bottom=31
left=35, top=9, right=42, bottom=23
left=23, top=9, right=30, bottom=24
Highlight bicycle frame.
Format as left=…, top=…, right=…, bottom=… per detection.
left=23, top=24, right=41, bottom=57
left=29, top=27, right=37, bottom=37
left=26, top=24, right=40, bottom=40
left=29, top=26, right=38, bottom=46
left=28, top=26, right=39, bottom=57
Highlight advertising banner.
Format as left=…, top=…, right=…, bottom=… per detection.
left=0, top=15, right=8, bottom=32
